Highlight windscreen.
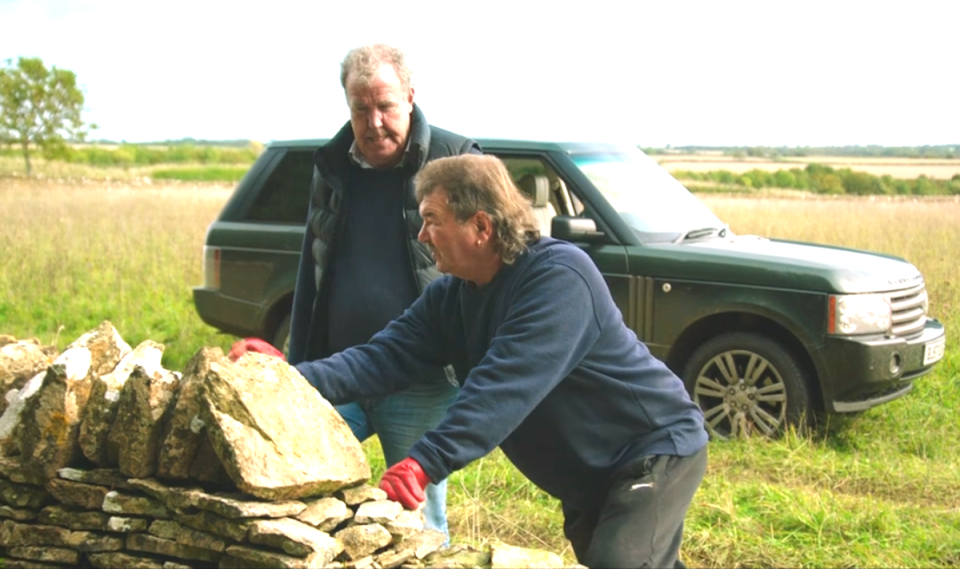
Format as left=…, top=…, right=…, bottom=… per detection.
left=572, top=148, right=724, bottom=242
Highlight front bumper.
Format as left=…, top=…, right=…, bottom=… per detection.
left=819, top=317, right=946, bottom=413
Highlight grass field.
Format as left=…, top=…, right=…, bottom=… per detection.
left=656, top=153, right=960, bottom=180
left=1, top=179, right=958, bottom=567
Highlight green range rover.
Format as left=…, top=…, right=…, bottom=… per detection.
left=193, top=139, right=947, bottom=438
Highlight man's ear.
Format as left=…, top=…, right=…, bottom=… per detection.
left=474, top=211, right=493, bottom=239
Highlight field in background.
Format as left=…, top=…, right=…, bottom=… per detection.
left=0, top=179, right=237, bottom=366
left=656, top=153, right=960, bottom=180
left=1, top=180, right=958, bottom=567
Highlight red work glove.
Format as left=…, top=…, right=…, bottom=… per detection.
left=379, top=457, right=431, bottom=510
left=227, top=338, right=285, bottom=362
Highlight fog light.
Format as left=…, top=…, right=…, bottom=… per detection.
left=889, top=353, right=902, bottom=375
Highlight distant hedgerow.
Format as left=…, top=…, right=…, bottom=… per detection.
left=671, top=164, right=960, bottom=195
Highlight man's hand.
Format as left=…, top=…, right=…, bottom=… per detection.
left=379, top=457, right=431, bottom=510
left=228, top=338, right=285, bottom=362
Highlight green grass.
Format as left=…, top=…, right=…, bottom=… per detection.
left=0, top=178, right=237, bottom=368
left=1, top=180, right=958, bottom=567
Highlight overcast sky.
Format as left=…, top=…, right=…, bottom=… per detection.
left=1, top=0, right=957, bottom=147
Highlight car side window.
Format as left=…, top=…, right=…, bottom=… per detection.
left=246, top=150, right=315, bottom=224
left=496, top=155, right=582, bottom=218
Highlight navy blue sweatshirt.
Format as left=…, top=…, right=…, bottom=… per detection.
left=296, top=238, right=707, bottom=510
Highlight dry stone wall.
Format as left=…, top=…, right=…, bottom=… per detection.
left=0, top=322, right=575, bottom=569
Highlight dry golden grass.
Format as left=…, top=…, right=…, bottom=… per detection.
left=0, top=178, right=235, bottom=368
left=658, top=154, right=960, bottom=179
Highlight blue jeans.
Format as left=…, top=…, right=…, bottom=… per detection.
left=335, top=378, right=460, bottom=539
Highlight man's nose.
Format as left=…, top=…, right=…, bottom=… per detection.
left=417, top=223, right=429, bottom=243
left=368, top=109, right=383, bottom=129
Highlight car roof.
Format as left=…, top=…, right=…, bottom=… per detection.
left=265, top=138, right=633, bottom=155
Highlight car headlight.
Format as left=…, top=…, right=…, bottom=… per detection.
left=828, top=294, right=892, bottom=335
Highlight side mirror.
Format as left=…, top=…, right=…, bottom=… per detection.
left=551, top=216, right=606, bottom=243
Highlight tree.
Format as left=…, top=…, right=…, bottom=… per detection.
left=0, top=57, right=95, bottom=174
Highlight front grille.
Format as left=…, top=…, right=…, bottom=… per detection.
left=888, top=282, right=927, bottom=337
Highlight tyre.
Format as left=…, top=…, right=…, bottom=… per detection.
left=682, top=332, right=812, bottom=440
left=272, top=313, right=292, bottom=358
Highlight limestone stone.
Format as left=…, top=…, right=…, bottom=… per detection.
left=0, top=456, right=45, bottom=485
left=157, top=348, right=216, bottom=480
left=2, top=558, right=75, bottom=569
left=296, top=496, right=352, bottom=532
left=16, top=363, right=87, bottom=476
left=354, top=500, right=403, bottom=525
left=189, top=490, right=307, bottom=520
left=0, top=478, right=51, bottom=509
left=188, top=433, right=232, bottom=485
left=109, top=363, right=180, bottom=478
left=374, top=548, right=414, bottom=569
left=335, top=523, right=393, bottom=560
left=149, top=519, right=183, bottom=540
left=62, top=529, right=125, bottom=551
left=0, top=340, right=51, bottom=414
left=489, top=541, right=566, bottom=568
left=126, top=476, right=204, bottom=512
left=200, top=351, right=369, bottom=500
left=38, top=504, right=149, bottom=532
left=345, top=554, right=375, bottom=568
left=248, top=517, right=343, bottom=560
left=134, top=479, right=306, bottom=520
left=396, top=529, right=446, bottom=560
left=45, top=477, right=109, bottom=509
left=15, top=322, right=129, bottom=476
left=88, top=551, right=165, bottom=569
left=0, top=520, right=71, bottom=546
left=163, top=563, right=194, bottom=569
left=336, top=485, right=387, bottom=506
left=175, top=510, right=251, bottom=542
left=382, top=509, right=423, bottom=541
left=0, top=504, right=37, bottom=521
left=126, top=533, right=224, bottom=564
left=107, top=515, right=151, bottom=533
left=223, top=544, right=333, bottom=569
left=6, top=546, right=80, bottom=565
left=421, top=545, right=491, bottom=569
left=57, top=466, right=134, bottom=489
left=39, top=504, right=99, bottom=528
left=80, top=340, right=164, bottom=466
left=102, top=490, right=171, bottom=518
left=177, top=524, right=229, bottom=552
left=0, top=371, right=44, bottom=456
left=64, top=321, right=132, bottom=376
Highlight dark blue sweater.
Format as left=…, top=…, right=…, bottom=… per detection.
left=296, top=238, right=708, bottom=510
left=325, top=167, right=421, bottom=355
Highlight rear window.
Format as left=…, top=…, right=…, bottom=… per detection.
left=246, top=149, right=315, bottom=224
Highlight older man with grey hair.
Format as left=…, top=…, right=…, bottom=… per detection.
left=230, top=43, right=480, bottom=539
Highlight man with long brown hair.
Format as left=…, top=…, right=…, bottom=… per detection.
left=293, top=154, right=709, bottom=568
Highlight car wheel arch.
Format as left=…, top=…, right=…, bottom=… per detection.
left=665, top=311, right=824, bottom=414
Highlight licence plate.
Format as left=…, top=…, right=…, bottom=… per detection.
left=923, top=338, right=946, bottom=366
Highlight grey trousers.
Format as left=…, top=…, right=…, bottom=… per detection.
left=563, top=445, right=708, bottom=569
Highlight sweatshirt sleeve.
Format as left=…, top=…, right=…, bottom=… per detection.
left=408, top=253, right=603, bottom=483
left=294, top=283, right=451, bottom=403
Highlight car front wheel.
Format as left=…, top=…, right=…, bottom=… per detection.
left=682, top=332, right=812, bottom=439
